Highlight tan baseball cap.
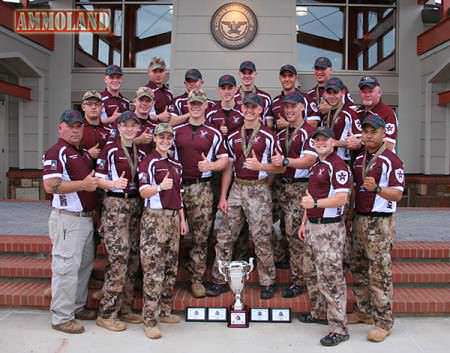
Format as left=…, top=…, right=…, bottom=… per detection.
left=135, top=86, right=154, bottom=100
left=82, top=90, right=101, bottom=102
left=148, top=57, right=166, bottom=71
left=188, top=89, right=208, bottom=103
left=154, top=123, right=174, bottom=136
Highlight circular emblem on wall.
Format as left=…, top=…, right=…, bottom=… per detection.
left=210, top=2, right=258, bottom=50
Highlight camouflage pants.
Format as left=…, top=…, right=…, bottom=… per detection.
left=212, top=181, right=276, bottom=286
left=140, top=208, right=180, bottom=327
left=271, top=180, right=289, bottom=263
left=183, top=181, right=214, bottom=283
left=351, top=215, right=395, bottom=330
left=304, top=221, right=348, bottom=335
left=98, top=196, right=142, bottom=318
left=274, top=181, right=308, bottom=286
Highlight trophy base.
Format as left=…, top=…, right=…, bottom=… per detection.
left=228, top=307, right=249, bottom=328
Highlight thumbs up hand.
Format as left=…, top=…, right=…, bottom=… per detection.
left=113, top=171, right=128, bottom=190
left=82, top=170, right=99, bottom=192
left=159, top=171, right=173, bottom=191
left=158, top=106, right=171, bottom=122
left=88, top=143, right=101, bottom=159
left=300, top=191, right=315, bottom=209
left=272, top=149, right=284, bottom=167
left=244, top=150, right=261, bottom=171
left=198, top=152, right=212, bottom=172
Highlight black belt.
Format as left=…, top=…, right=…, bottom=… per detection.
left=182, top=177, right=212, bottom=186
left=308, top=216, right=342, bottom=224
left=106, top=192, right=139, bottom=199
left=356, top=212, right=392, bottom=218
left=279, top=177, right=308, bottom=184
left=54, top=209, right=94, bottom=218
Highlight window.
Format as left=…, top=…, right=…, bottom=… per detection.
left=74, top=1, right=172, bottom=69
left=297, top=1, right=396, bottom=71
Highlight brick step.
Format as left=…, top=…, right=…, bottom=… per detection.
left=1, top=255, right=450, bottom=286
left=0, top=279, right=448, bottom=314
left=1, top=236, right=449, bottom=260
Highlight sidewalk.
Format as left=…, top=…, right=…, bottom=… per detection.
left=0, top=309, right=449, bottom=353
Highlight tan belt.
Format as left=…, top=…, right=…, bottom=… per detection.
left=235, top=177, right=268, bottom=186
left=54, top=208, right=94, bottom=218
left=144, top=208, right=179, bottom=217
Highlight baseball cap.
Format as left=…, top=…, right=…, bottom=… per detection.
left=325, top=77, right=345, bottom=92
left=105, top=64, right=122, bottom=76
left=314, top=57, right=332, bottom=69
left=312, top=127, right=335, bottom=139
left=82, top=90, right=101, bottom=102
left=243, top=93, right=263, bottom=107
left=282, top=92, right=305, bottom=104
left=117, top=111, right=141, bottom=125
left=358, top=75, right=380, bottom=89
left=188, top=89, right=208, bottom=103
left=135, top=86, right=154, bottom=100
left=280, top=64, right=297, bottom=75
left=60, top=109, right=84, bottom=126
left=362, top=114, right=385, bottom=129
left=154, top=123, right=174, bottom=136
left=185, top=68, right=202, bottom=81
left=148, top=57, right=166, bottom=71
left=218, top=74, right=237, bottom=87
left=239, top=60, right=256, bottom=72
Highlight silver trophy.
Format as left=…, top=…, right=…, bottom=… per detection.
left=218, top=258, right=254, bottom=311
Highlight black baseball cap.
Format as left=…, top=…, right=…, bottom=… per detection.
left=105, top=64, right=122, bottom=76
left=312, top=127, right=335, bottom=139
left=243, top=93, right=263, bottom=107
left=359, top=75, right=380, bottom=89
left=218, top=74, right=237, bottom=87
left=117, top=111, right=141, bottom=125
left=60, top=109, right=84, bottom=126
left=239, top=60, right=256, bottom=72
left=314, top=57, right=332, bottom=69
left=282, top=92, right=305, bottom=104
left=185, top=68, right=202, bottom=81
left=362, top=114, right=385, bottom=129
left=280, top=64, right=297, bottom=75
left=325, top=77, right=345, bottom=92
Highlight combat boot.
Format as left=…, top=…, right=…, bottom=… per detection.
left=347, top=311, right=374, bottom=325
left=120, top=312, right=143, bottom=324
left=367, top=327, right=391, bottom=342
left=160, top=314, right=181, bottom=324
left=96, top=317, right=127, bottom=331
left=144, top=325, right=162, bottom=339
left=191, top=282, right=206, bottom=298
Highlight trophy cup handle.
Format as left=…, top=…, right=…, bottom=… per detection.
left=218, top=260, right=228, bottom=282
left=246, top=257, right=255, bottom=279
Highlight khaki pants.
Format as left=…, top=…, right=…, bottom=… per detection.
left=49, top=210, right=94, bottom=325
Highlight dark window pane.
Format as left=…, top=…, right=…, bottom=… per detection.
left=297, top=1, right=345, bottom=4
left=349, top=1, right=396, bottom=4
left=297, top=6, right=345, bottom=70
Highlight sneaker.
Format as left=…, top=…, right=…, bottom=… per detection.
left=347, top=311, right=374, bottom=325
left=282, top=284, right=304, bottom=298
left=144, top=325, right=162, bottom=339
left=206, top=283, right=229, bottom=297
left=52, top=319, right=85, bottom=334
left=96, top=317, right=127, bottom=332
left=260, top=284, right=276, bottom=299
left=367, top=327, right=391, bottom=342
left=274, top=258, right=290, bottom=269
left=191, top=282, right=206, bottom=298
left=298, top=313, right=328, bottom=325
left=75, top=309, right=97, bottom=320
left=119, top=312, right=143, bottom=324
left=320, top=332, right=350, bottom=346
left=160, top=314, right=181, bottom=324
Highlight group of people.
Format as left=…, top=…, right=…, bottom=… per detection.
left=42, top=56, right=404, bottom=346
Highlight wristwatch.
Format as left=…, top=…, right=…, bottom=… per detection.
left=313, top=199, right=318, bottom=208
left=282, top=157, right=289, bottom=167
left=375, top=185, right=382, bottom=194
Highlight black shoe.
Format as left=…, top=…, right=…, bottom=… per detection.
left=75, top=309, right=97, bottom=320
left=205, top=283, right=229, bottom=297
left=298, top=313, right=328, bottom=325
left=274, top=258, right=290, bottom=269
left=260, top=284, right=276, bottom=299
left=320, top=332, right=350, bottom=346
left=282, top=284, right=305, bottom=298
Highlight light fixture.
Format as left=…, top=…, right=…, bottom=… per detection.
left=296, top=6, right=308, bottom=17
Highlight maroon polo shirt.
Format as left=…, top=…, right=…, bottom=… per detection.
left=271, top=88, right=320, bottom=129
left=145, top=81, right=174, bottom=115
left=306, top=152, right=351, bottom=219
left=206, top=103, right=244, bottom=136
left=42, top=138, right=97, bottom=212
left=226, top=126, right=280, bottom=180
left=100, top=89, right=130, bottom=124
left=138, top=150, right=183, bottom=210
left=356, top=100, right=398, bottom=146
left=353, top=148, right=404, bottom=214
left=81, top=118, right=111, bottom=151
left=173, top=123, right=227, bottom=180
left=234, top=86, right=272, bottom=125
left=277, top=122, right=317, bottom=179
left=171, top=92, right=217, bottom=116
left=95, top=139, right=147, bottom=194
